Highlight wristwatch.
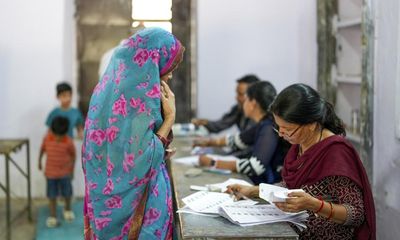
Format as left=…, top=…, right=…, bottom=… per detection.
left=210, top=159, right=216, bottom=167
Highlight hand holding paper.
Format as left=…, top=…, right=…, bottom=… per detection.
left=259, top=183, right=304, bottom=203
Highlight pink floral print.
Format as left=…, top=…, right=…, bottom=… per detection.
left=129, top=97, right=142, bottom=108
left=106, top=125, right=119, bottom=143
left=102, top=178, right=114, bottom=195
left=89, top=129, right=106, bottom=146
left=138, top=102, right=146, bottom=114
left=121, top=217, right=133, bottom=236
left=136, top=82, right=149, bottom=90
left=105, top=195, right=122, bottom=209
left=143, top=208, right=161, bottom=226
left=95, top=217, right=112, bottom=230
left=112, top=94, right=127, bottom=117
left=83, top=28, right=181, bottom=239
left=133, top=48, right=149, bottom=67
left=150, top=49, right=160, bottom=64
left=161, top=46, right=168, bottom=57
left=94, top=75, right=110, bottom=95
left=108, top=117, right=118, bottom=124
left=114, top=62, right=126, bottom=85
left=152, top=184, right=159, bottom=197
left=145, top=84, right=161, bottom=98
left=106, top=156, right=114, bottom=177
left=123, top=152, right=135, bottom=173
left=88, top=181, right=98, bottom=190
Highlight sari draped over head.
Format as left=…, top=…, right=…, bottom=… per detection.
left=82, top=27, right=184, bottom=240
left=282, top=135, right=376, bottom=240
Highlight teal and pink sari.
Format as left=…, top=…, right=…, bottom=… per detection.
left=82, top=27, right=184, bottom=240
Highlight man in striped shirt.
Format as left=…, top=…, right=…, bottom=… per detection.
left=38, top=116, right=76, bottom=227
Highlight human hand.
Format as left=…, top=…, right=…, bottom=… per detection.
left=160, top=81, right=176, bottom=122
left=274, top=191, right=319, bottom=213
left=226, top=184, right=259, bottom=200
left=192, top=138, right=210, bottom=147
left=191, top=118, right=208, bottom=126
left=198, top=155, right=214, bottom=166
left=165, top=147, right=177, bottom=160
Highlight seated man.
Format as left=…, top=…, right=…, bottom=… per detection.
left=197, top=81, right=289, bottom=184
left=192, top=74, right=260, bottom=133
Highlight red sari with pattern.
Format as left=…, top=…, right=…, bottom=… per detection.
left=282, top=135, right=375, bottom=240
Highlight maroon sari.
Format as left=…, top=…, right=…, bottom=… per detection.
left=282, top=135, right=375, bottom=240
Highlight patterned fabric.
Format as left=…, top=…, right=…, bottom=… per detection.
left=226, top=117, right=284, bottom=184
left=282, top=135, right=375, bottom=240
left=292, top=176, right=365, bottom=239
left=46, top=107, right=84, bottom=138
left=82, top=27, right=184, bottom=240
left=41, top=132, right=75, bottom=178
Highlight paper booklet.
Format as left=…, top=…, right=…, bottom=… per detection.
left=259, top=183, right=305, bottom=203
left=218, top=204, right=308, bottom=229
left=178, top=190, right=308, bottom=228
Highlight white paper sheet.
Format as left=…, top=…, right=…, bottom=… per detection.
left=259, top=183, right=304, bottom=203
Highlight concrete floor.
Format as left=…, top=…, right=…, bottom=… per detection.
left=0, top=198, right=42, bottom=240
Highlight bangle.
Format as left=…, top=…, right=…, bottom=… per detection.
left=315, top=196, right=324, bottom=214
left=327, top=202, right=334, bottom=220
left=156, top=133, right=169, bottom=147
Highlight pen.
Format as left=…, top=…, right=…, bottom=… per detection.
left=232, top=190, right=251, bottom=201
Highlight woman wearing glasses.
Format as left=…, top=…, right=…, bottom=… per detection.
left=198, top=81, right=288, bottom=184
left=227, top=83, right=375, bottom=240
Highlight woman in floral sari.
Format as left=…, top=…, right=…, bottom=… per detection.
left=82, top=27, right=185, bottom=240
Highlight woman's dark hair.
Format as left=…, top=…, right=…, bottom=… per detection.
left=246, top=81, right=277, bottom=113
left=51, top=116, right=70, bottom=136
left=56, top=82, right=72, bottom=96
left=270, top=83, right=346, bottom=136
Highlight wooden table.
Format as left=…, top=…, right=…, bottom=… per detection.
left=0, top=139, right=32, bottom=240
left=169, top=137, right=298, bottom=240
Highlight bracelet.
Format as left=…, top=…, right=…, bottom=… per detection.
left=156, top=133, right=169, bottom=147
left=327, top=202, right=334, bottom=220
left=315, top=196, right=324, bottom=214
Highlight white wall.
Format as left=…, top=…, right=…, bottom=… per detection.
left=196, top=0, right=317, bottom=119
left=0, top=0, right=84, bottom=198
left=373, top=0, right=400, bottom=238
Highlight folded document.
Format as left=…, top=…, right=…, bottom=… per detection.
left=259, top=183, right=305, bottom=203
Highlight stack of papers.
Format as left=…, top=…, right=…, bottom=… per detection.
left=205, top=178, right=253, bottom=192
left=180, top=191, right=235, bottom=215
left=259, top=183, right=305, bottom=203
left=172, top=154, right=238, bottom=167
left=178, top=190, right=308, bottom=228
left=218, top=204, right=308, bottom=228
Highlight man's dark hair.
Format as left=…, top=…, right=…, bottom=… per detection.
left=56, top=82, right=72, bottom=96
left=236, top=74, right=260, bottom=84
left=50, top=116, right=70, bottom=136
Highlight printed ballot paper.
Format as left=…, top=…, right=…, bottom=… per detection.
left=259, top=183, right=305, bottom=203
left=178, top=181, right=308, bottom=228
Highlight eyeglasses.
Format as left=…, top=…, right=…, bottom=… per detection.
left=272, top=123, right=302, bottom=138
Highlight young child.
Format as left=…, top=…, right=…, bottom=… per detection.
left=38, top=116, right=76, bottom=227
left=46, top=82, right=84, bottom=139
